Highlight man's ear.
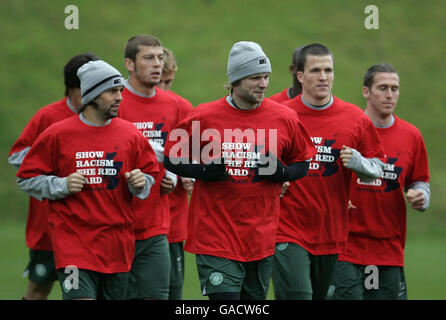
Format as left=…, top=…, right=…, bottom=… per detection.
left=124, top=58, right=135, bottom=73
left=296, top=71, right=304, bottom=84
left=362, top=86, right=370, bottom=99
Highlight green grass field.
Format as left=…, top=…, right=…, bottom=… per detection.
left=1, top=0, right=445, bottom=300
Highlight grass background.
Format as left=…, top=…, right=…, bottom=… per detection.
left=1, top=0, right=445, bottom=299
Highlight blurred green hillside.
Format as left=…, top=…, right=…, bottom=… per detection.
left=1, top=0, right=445, bottom=299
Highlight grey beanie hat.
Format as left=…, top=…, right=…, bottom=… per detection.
left=227, top=41, right=272, bottom=84
left=77, top=60, right=124, bottom=105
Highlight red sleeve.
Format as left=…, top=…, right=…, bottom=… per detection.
left=282, top=115, right=317, bottom=164
left=16, top=128, right=55, bottom=179
left=132, top=129, right=160, bottom=179
left=406, top=132, right=430, bottom=185
left=357, top=116, right=386, bottom=159
left=9, top=110, right=46, bottom=156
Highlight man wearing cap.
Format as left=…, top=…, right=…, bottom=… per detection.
left=163, top=41, right=316, bottom=300
left=16, top=60, right=159, bottom=300
left=8, top=53, right=98, bottom=300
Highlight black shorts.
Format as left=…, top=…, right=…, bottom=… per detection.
left=24, top=249, right=58, bottom=284
left=328, top=261, right=407, bottom=300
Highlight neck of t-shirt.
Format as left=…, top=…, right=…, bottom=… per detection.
left=124, top=79, right=156, bottom=98
left=226, top=94, right=261, bottom=111
left=364, top=110, right=395, bottom=128
left=79, top=112, right=112, bottom=127
left=66, top=97, right=78, bottom=114
left=301, top=94, right=334, bottom=110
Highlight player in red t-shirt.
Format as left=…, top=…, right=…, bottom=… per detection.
left=157, top=47, right=194, bottom=300
left=329, top=63, right=430, bottom=300
left=119, top=35, right=187, bottom=300
left=8, top=53, right=98, bottom=300
left=164, top=41, right=316, bottom=300
left=268, top=45, right=305, bottom=103
left=17, top=60, right=159, bottom=300
left=274, top=44, right=386, bottom=300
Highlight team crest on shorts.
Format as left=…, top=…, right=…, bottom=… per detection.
left=276, top=242, right=288, bottom=251
left=209, top=272, right=223, bottom=286
left=34, top=264, right=47, bottom=277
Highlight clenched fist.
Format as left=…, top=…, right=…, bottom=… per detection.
left=181, top=177, right=194, bottom=195
left=406, top=188, right=425, bottom=211
left=67, top=172, right=85, bottom=194
left=125, top=169, right=146, bottom=189
left=340, top=145, right=353, bottom=167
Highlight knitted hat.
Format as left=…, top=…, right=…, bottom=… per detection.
left=77, top=60, right=124, bottom=105
left=227, top=41, right=272, bottom=84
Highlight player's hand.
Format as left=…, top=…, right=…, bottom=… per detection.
left=340, top=145, right=353, bottom=167
left=348, top=200, right=357, bottom=210
left=67, top=172, right=85, bottom=194
left=181, top=177, right=194, bottom=195
left=279, top=181, right=290, bottom=198
left=125, top=169, right=146, bottom=189
left=161, top=177, right=175, bottom=194
left=406, top=188, right=425, bottom=211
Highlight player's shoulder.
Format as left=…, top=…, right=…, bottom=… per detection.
left=32, top=97, right=68, bottom=118
left=333, top=96, right=364, bottom=113
left=35, top=113, right=78, bottom=139
left=263, top=98, right=298, bottom=117
left=112, top=117, right=139, bottom=131
left=156, top=87, right=181, bottom=103
left=191, top=97, right=226, bottom=115
left=168, top=91, right=194, bottom=111
left=394, top=115, right=424, bottom=138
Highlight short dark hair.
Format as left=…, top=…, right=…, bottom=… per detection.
left=363, top=63, right=398, bottom=90
left=124, top=34, right=162, bottom=61
left=64, top=52, right=99, bottom=96
left=297, top=43, right=334, bottom=72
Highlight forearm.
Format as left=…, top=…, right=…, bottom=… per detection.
left=164, top=170, right=178, bottom=188
left=406, top=181, right=430, bottom=211
left=128, top=173, right=155, bottom=200
left=8, top=147, right=30, bottom=169
left=17, top=175, right=70, bottom=200
left=258, top=161, right=310, bottom=182
left=163, top=157, right=205, bottom=180
left=346, top=149, right=385, bottom=182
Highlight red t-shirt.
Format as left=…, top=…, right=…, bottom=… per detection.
left=339, top=116, right=429, bottom=266
left=119, top=87, right=184, bottom=240
left=17, top=116, right=159, bottom=273
left=9, top=97, right=76, bottom=251
left=268, top=88, right=291, bottom=103
left=165, top=91, right=194, bottom=243
left=164, top=97, right=316, bottom=262
left=278, top=95, right=385, bottom=255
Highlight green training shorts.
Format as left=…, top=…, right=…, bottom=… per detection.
left=127, top=234, right=171, bottom=300
left=196, top=254, right=273, bottom=300
left=168, top=241, right=185, bottom=300
left=272, top=242, right=338, bottom=300
left=24, top=249, right=58, bottom=284
left=57, top=268, right=128, bottom=300
left=328, top=261, right=407, bottom=300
